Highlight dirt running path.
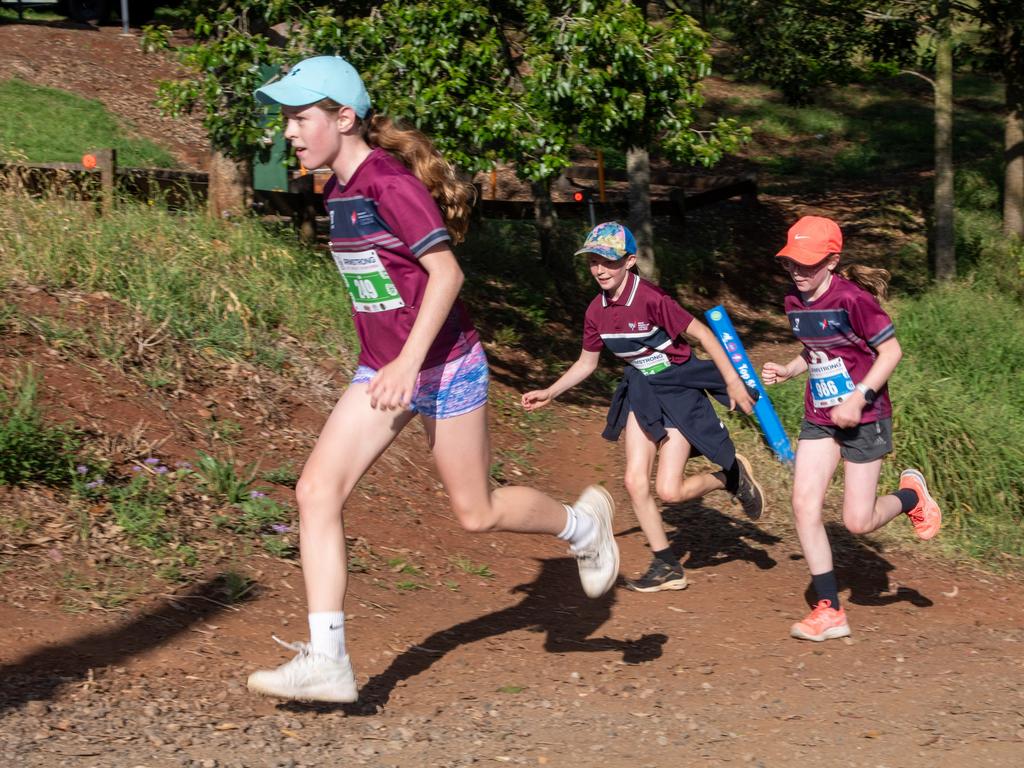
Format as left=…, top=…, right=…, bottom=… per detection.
left=2, top=400, right=1022, bottom=768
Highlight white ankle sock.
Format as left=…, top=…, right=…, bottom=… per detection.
left=559, top=503, right=596, bottom=551
left=308, top=611, right=346, bottom=660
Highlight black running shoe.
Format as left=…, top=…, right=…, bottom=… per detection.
left=625, top=559, right=688, bottom=593
left=734, top=453, right=766, bottom=521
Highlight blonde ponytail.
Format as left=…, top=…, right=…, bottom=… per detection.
left=361, top=114, right=475, bottom=245
left=839, top=264, right=891, bottom=301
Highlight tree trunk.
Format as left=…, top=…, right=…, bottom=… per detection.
left=1005, top=109, right=1024, bottom=238
left=531, top=179, right=575, bottom=295
left=207, top=150, right=252, bottom=220
left=626, top=146, right=657, bottom=280
left=933, top=4, right=956, bottom=282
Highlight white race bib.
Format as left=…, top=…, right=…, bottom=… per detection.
left=630, top=351, right=671, bottom=376
left=808, top=355, right=855, bottom=408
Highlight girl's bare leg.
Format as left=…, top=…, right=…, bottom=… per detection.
left=296, top=383, right=414, bottom=611
left=792, top=438, right=842, bottom=575
left=427, top=404, right=619, bottom=598
left=622, top=412, right=668, bottom=551
left=654, top=427, right=725, bottom=504
left=424, top=405, right=565, bottom=533
left=841, top=459, right=903, bottom=534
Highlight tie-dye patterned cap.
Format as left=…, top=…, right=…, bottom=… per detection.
left=574, top=221, right=637, bottom=261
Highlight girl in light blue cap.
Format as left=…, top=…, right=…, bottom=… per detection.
left=246, top=56, right=619, bottom=704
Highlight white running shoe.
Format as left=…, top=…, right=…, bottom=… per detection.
left=570, top=485, right=619, bottom=598
left=247, top=636, right=358, bottom=703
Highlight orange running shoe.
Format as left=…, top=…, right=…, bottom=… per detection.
left=790, top=599, right=850, bottom=642
left=899, top=468, right=941, bottom=540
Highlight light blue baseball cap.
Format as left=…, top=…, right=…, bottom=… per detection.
left=255, top=56, right=372, bottom=118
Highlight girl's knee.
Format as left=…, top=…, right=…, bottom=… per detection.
left=654, top=478, right=685, bottom=504
left=623, top=470, right=651, bottom=501
left=449, top=497, right=499, bottom=533
left=791, top=493, right=823, bottom=526
left=295, top=473, right=349, bottom=518
left=843, top=514, right=874, bottom=535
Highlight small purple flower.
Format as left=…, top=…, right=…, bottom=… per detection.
left=271, top=524, right=291, bottom=534
left=175, top=461, right=192, bottom=469
left=76, top=465, right=88, bottom=475
left=250, top=491, right=267, bottom=499
left=155, top=466, right=169, bottom=474
left=144, top=457, right=161, bottom=465
left=131, top=465, right=143, bottom=472
left=86, top=479, right=104, bottom=489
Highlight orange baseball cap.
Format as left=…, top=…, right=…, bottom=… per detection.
left=776, top=216, right=843, bottom=266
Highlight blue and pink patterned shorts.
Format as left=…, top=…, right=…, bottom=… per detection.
left=352, top=341, right=489, bottom=419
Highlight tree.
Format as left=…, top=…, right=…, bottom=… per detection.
left=526, top=1, right=748, bottom=277
left=974, top=1, right=1024, bottom=239
left=722, top=0, right=1024, bottom=276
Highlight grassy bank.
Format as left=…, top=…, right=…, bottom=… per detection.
left=0, top=192, right=357, bottom=370
left=0, top=79, right=177, bottom=167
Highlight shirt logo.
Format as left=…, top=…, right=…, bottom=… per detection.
left=637, top=321, right=650, bottom=332
left=792, top=317, right=801, bottom=331
left=628, top=322, right=636, bottom=330
left=820, top=319, right=830, bottom=330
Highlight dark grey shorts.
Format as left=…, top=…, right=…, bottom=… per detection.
left=798, top=417, right=893, bottom=463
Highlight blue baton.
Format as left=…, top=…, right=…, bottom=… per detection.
left=704, top=305, right=795, bottom=465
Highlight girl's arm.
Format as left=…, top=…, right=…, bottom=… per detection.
left=367, top=244, right=464, bottom=410
left=829, top=336, right=902, bottom=428
left=685, top=318, right=755, bottom=414
left=761, top=354, right=808, bottom=385
left=521, top=349, right=601, bottom=411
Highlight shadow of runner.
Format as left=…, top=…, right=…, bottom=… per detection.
left=796, top=521, right=934, bottom=608
left=660, top=499, right=781, bottom=572
left=302, top=558, right=666, bottom=714
left=0, top=574, right=258, bottom=714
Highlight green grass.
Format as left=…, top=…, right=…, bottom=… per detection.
left=0, top=194, right=359, bottom=367
left=0, top=368, right=80, bottom=486
left=0, top=79, right=178, bottom=167
left=715, top=74, right=1004, bottom=186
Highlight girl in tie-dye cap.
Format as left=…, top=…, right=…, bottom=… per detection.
left=523, top=221, right=765, bottom=594
left=246, top=56, right=619, bottom=704
left=762, top=215, right=941, bottom=642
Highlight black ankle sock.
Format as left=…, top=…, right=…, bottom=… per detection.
left=653, top=547, right=680, bottom=570
left=713, top=460, right=740, bottom=494
left=894, top=488, right=919, bottom=513
left=811, top=571, right=840, bottom=610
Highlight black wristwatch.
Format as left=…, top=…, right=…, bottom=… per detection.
left=855, top=382, right=877, bottom=405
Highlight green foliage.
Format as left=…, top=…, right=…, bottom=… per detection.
left=261, top=461, right=299, bottom=487
left=719, top=1, right=919, bottom=105
left=0, top=79, right=177, bottom=166
left=0, top=194, right=358, bottom=366
left=194, top=451, right=258, bottom=504
left=450, top=555, right=494, bottom=578
left=0, top=369, right=80, bottom=487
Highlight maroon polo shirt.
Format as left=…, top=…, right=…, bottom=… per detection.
left=784, top=274, right=896, bottom=425
left=324, top=148, right=479, bottom=371
left=583, top=273, right=695, bottom=374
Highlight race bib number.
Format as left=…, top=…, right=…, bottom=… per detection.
left=630, top=351, right=671, bottom=377
left=331, top=248, right=405, bottom=313
left=808, top=355, right=855, bottom=408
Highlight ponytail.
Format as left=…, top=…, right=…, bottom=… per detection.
left=361, top=114, right=475, bottom=245
left=839, top=263, right=891, bottom=301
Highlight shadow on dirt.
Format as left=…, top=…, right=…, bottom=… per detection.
left=795, top=521, right=934, bottom=608
left=284, top=558, right=666, bottom=715
left=616, top=499, right=781, bottom=573
left=0, top=574, right=258, bottom=714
